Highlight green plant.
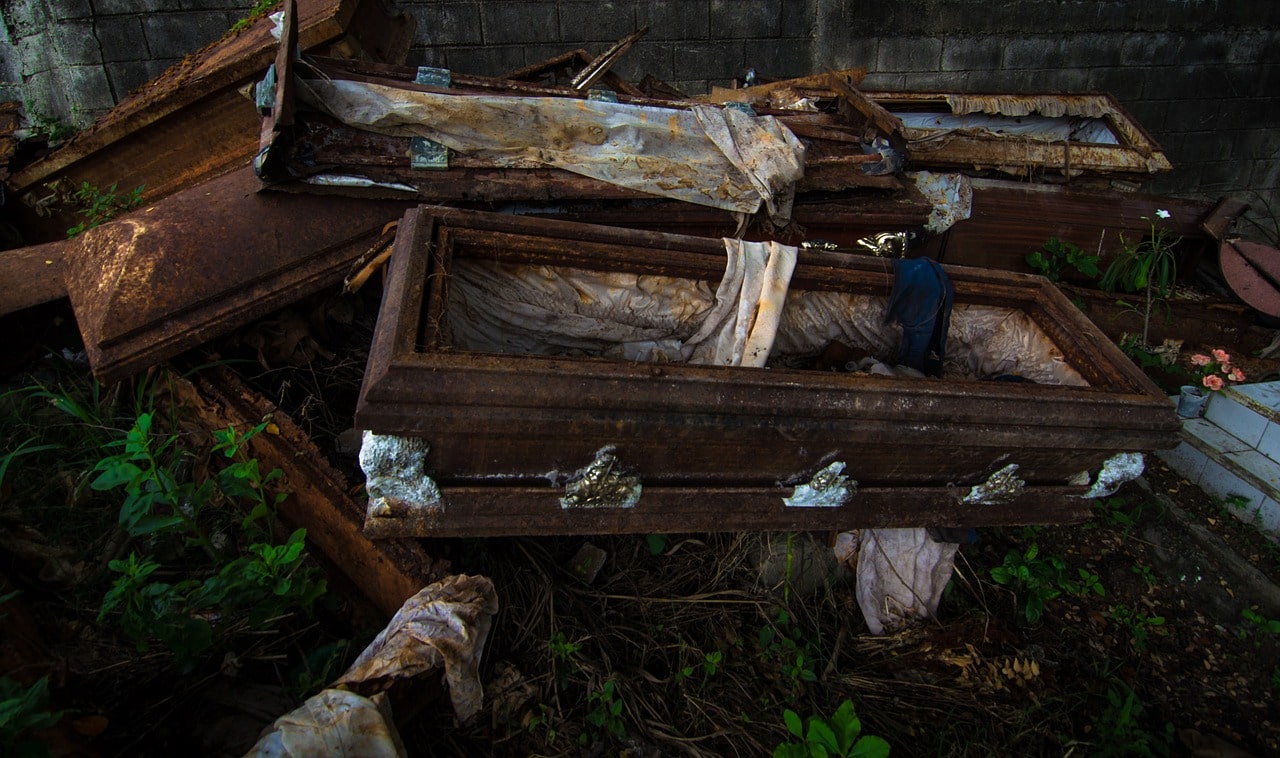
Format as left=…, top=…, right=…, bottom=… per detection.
left=1100, top=212, right=1179, bottom=348
left=66, top=181, right=145, bottom=237
left=1089, top=683, right=1173, bottom=757
left=548, top=632, right=581, bottom=690
left=1065, top=568, right=1105, bottom=598
left=759, top=609, right=819, bottom=691
left=1239, top=607, right=1280, bottom=647
left=230, top=0, right=279, bottom=33
left=100, top=528, right=325, bottom=665
left=774, top=699, right=890, bottom=758
left=1092, top=494, right=1146, bottom=536
left=1107, top=604, right=1166, bottom=654
left=0, top=676, right=67, bottom=758
left=581, top=679, right=625, bottom=745
left=645, top=533, right=669, bottom=555
left=1131, top=562, right=1158, bottom=591
left=988, top=543, right=1068, bottom=624
left=1026, top=237, right=1100, bottom=282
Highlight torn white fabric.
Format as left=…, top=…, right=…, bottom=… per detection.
left=334, top=575, right=499, bottom=724
left=1083, top=452, right=1145, bottom=498
left=683, top=239, right=798, bottom=367
left=296, top=79, right=806, bottom=223
left=910, top=171, right=973, bottom=234
left=444, top=259, right=1087, bottom=385
left=245, top=690, right=405, bottom=758
left=855, top=528, right=960, bottom=636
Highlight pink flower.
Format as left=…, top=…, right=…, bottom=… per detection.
left=1191, top=354, right=1211, bottom=366
left=1203, top=375, right=1225, bottom=391
left=1213, top=349, right=1231, bottom=363
left=1230, top=368, right=1246, bottom=382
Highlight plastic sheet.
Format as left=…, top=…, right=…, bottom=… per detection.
left=296, top=79, right=805, bottom=223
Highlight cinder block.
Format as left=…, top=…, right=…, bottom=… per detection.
left=43, top=0, right=93, bottom=20
left=1144, top=65, right=1233, bottom=101
left=860, top=72, right=906, bottom=91
left=141, top=12, right=234, bottom=59
left=673, top=40, right=746, bottom=81
left=1197, top=160, right=1250, bottom=193
left=64, top=64, right=116, bottom=111
left=106, top=58, right=176, bottom=99
left=1250, top=161, right=1280, bottom=193
left=637, top=0, right=710, bottom=41
left=1002, top=35, right=1064, bottom=70
left=17, top=35, right=53, bottom=78
left=709, top=0, right=781, bottom=40
left=1120, top=32, right=1185, bottom=66
left=1180, top=31, right=1231, bottom=65
left=745, top=41, right=812, bottom=81
left=94, top=16, right=148, bottom=63
left=1156, top=441, right=1209, bottom=486
left=94, top=0, right=170, bottom=14
left=1086, top=67, right=1144, bottom=102
left=876, top=36, right=941, bottom=73
left=780, top=1, right=814, bottom=38
left=443, top=45, right=528, bottom=78
left=1228, top=30, right=1280, bottom=65
left=411, top=2, right=483, bottom=47
left=1062, top=32, right=1125, bottom=68
left=668, top=79, right=708, bottom=97
left=559, top=0, right=640, bottom=44
left=614, top=43, right=674, bottom=83
left=405, top=45, right=447, bottom=69
left=479, top=2, right=562, bottom=45
left=941, top=36, right=1001, bottom=72
left=823, top=37, right=878, bottom=71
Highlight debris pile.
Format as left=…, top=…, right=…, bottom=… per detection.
left=4, top=0, right=1269, bottom=745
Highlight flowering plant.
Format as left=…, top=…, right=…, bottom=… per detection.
left=1190, top=349, right=1245, bottom=392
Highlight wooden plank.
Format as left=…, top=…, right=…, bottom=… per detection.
left=183, top=366, right=441, bottom=617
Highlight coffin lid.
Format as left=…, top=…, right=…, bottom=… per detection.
left=65, top=167, right=412, bottom=383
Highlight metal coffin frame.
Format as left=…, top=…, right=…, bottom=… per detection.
left=356, top=207, right=1179, bottom=538
left=866, top=90, right=1173, bottom=180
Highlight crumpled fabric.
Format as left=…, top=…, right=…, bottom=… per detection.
left=296, top=79, right=806, bottom=224
left=245, top=690, right=406, bottom=758
left=245, top=575, right=498, bottom=758
left=683, top=239, right=798, bottom=367
left=334, top=575, right=498, bottom=724
left=884, top=258, right=954, bottom=377
left=853, top=528, right=960, bottom=636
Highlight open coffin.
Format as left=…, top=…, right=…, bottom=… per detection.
left=355, top=207, right=1179, bottom=537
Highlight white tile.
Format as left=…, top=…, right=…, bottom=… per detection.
left=1254, top=496, right=1280, bottom=540
left=1156, top=442, right=1209, bottom=485
left=1197, top=459, right=1265, bottom=514
left=1230, top=381, right=1280, bottom=424
left=1205, top=393, right=1270, bottom=448
left=1182, top=418, right=1252, bottom=455
left=1259, top=422, right=1280, bottom=465
left=1224, top=449, right=1280, bottom=499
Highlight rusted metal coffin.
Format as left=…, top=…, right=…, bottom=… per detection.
left=355, top=207, right=1179, bottom=537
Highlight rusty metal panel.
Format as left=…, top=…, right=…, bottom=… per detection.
left=63, top=167, right=412, bottom=383
left=940, top=178, right=1212, bottom=277
left=866, top=90, right=1172, bottom=180
left=255, top=55, right=905, bottom=201
left=6, top=0, right=415, bottom=241
left=0, top=240, right=68, bottom=316
left=354, top=207, right=1179, bottom=538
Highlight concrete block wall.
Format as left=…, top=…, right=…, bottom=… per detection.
left=0, top=0, right=1277, bottom=222
left=0, top=0, right=246, bottom=129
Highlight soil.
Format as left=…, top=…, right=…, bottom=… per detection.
left=2, top=300, right=1280, bottom=756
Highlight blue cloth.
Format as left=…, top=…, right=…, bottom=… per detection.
left=884, top=258, right=954, bottom=377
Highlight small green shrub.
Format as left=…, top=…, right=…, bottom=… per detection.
left=66, top=182, right=145, bottom=237
left=774, top=699, right=890, bottom=758
left=1026, top=237, right=1100, bottom=282
left=0, top=676, right=66, bottom=758
left=989, top=544, right=1068, bottom=624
